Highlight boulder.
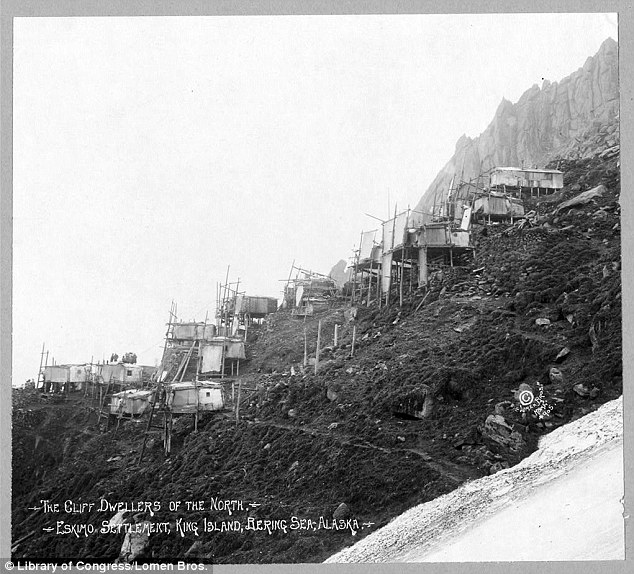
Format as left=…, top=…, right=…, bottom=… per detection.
left=573, top=383, right=600, bottom=399
left=185, top=541, right=202, bottom=557
left=326, top=381, right=341, bottom=402
left=420, top=392, right=435, bottom=419
left=555, top=347, right=571, bottom=362
left=493, top=401, right=513, bottom=416
left=494, top=400, right=513, bottom=416
left=549, top=367, right=565, bottom=385
left=333, top=502, right=351, bottom=521
left=555, top=185, right=606, bottom=214
left=489, top=461, right=510, bottom=475
left=344, top=307, right=358, bottom=323
left=589, top=322, right=600, bottom=353
left=395, top=384, right=434, bottom=419
left=116, top=519, right=152, bottom=563
left=483, top=414, right=527, bottom=452
left=535, top=318, right=551, bottom=326
left=593, top=209, right=608, bottom=220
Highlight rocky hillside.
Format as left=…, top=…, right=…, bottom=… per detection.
left=11, top=152, right=621, bottom=565
left=10, top=40, right=622, bottom=566
left=415, top=37, right=618, bottom=216
left=327, top=396, right=623, bottom=562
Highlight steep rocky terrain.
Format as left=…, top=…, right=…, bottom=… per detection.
left=11, top=37, right=622, bottom=565
left=11, top=152, right=621, bottom=564
left=416, top=37, right=618, bottom=216
left=327, top=396, right=623, bottom=562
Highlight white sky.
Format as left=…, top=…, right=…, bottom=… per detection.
left=12, top=13, right=617, bottom=384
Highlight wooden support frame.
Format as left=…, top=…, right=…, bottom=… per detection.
left=399, top=254, right=404, bottom=307
left=351, top=325, right=357, bottom=357
left=315, top=319, right=322, bottom=375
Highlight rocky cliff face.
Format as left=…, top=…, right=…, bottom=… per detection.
left=415, top=37, right=619, bottom=215
left=328, top=259, right=348, bottom=287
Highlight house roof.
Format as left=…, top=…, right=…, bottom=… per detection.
left=165, top=381, right=223, bottom=391
left=112, top=389, right=154, bottom=399
left=492, top=167, right=563, bottom=174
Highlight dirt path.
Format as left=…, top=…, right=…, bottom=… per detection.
left=251, top=419, right=473, bottom=484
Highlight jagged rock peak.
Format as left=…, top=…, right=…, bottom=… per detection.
left=328, top=259, right=348, bottom=288
left=415, top=38, right=619, bottom=215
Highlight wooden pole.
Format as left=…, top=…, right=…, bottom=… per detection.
left=351, top=258, right=356, bottom=305
left=177, top=344, right=194, bottom=383
left=163, top=415, right=168, bottom=455
left=222, top=265, right=230, bottom=336
left=334, top=324, right=339, bottom=347
left=388, top=206, right=397, bottom=308
left=418, top=247, right=427, bottom=287
left=365, top=260, right=372, bottom=307
left=285, top=259, right=295, bottom=308
left=157, top=303, right=174, bottom=386
left=38, top=342, right=45, bottom=389
left=315, top=320, right=322, bottom=375
left=353, top=232, right=363, bottom=303
left=43, top=350, right=50, bottom=392
left=232, top=278, right=241, bottom=336
left=235, top=378, right=242, bottom=423
left=372, top=259, right=377, bottom=305
left=399, top=255, right=404, bottom=307
left=215, top=282, right=219, bottom=323
left=85, top=357, right=93, bottom=397
left=378, top=256, right=382, bottom=309
left=303, top=327, right=308, bottom=367
left=351, top=325, right=357, bottom=357
left=220, top=340, right=226, bottom=379
left=347, top=266, right=354, bottom=303
left=98, top=385, right=103, bottom=427
left=167, top=414, right=173, bottom=456
left=195, top=341, right=200, bottom=432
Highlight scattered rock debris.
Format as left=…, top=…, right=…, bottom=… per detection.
left=12, top=156, right=621, bottom=564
